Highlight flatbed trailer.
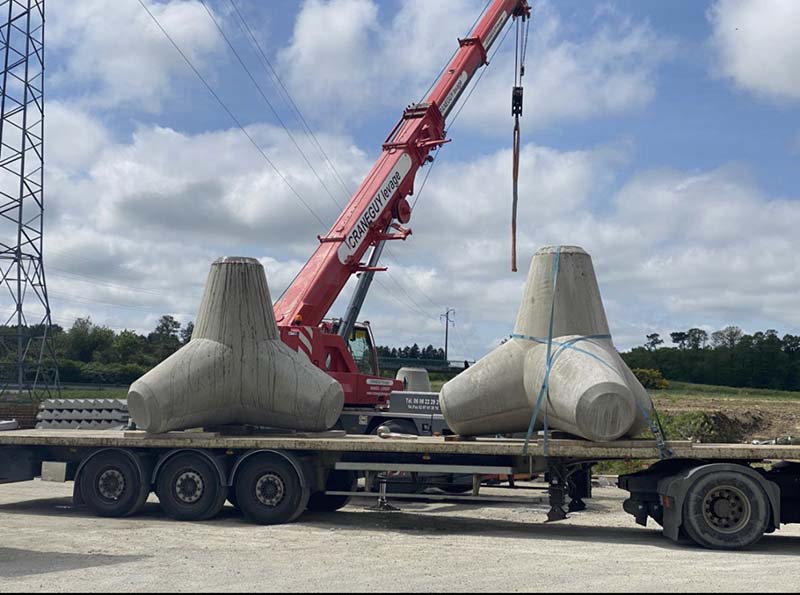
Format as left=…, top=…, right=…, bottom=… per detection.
left=1, top=429, right=799, bottom=550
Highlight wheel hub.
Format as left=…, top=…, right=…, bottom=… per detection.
left=98, top=468, right=126, bottom=501
left=255, top=473, right=285, bottom=507
left=703, top=486, right=751, bottom=533
left=175, top=471, right=205, bottom=504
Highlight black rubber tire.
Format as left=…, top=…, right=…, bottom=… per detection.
left=307, top=470, right=357, bottom=512
left=682, top=471, right=770, bottom=550
left=235, top=454, right=309, bottom=525
left=156, top=453, right=227, bottom=522
left=79, top=450, right=149, bottom=518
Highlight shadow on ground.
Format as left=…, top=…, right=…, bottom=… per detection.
left=0, top=547, right=147, bottom=579
left=2, top=495, right=799, bottom=555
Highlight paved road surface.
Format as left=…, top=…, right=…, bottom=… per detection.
left=1, top=480, right=798, bottom=592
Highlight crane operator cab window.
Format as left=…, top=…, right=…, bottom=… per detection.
left=348, top=325, right=379, bottom=377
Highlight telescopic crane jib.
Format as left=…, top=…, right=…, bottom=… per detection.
left=274, top=0, right=531, bottom=407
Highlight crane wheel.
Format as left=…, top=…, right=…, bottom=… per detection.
left=234, top=454, right=309, bottom=525
left=79, top=450, right=149, bottom=518
left=156, top=453, right=227, bottom=522
left=307, top=470, right=357, bottom=513
left=682, top=471, right=770, bottom=550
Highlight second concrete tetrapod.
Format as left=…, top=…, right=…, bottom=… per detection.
left=440, top=246, right=652, bottom=442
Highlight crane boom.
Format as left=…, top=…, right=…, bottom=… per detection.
left=274, top=0, right=530, bottom=407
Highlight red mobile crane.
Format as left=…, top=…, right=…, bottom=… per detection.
left=275, top=0, right=531, bottom=407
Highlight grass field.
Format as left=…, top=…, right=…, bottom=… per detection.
left=58, top=387, right=129, bottom=399
left=655, top=381, right=800, bottom=402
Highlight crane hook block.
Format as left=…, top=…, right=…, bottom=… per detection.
left=512, top=86, right=524, bottom=117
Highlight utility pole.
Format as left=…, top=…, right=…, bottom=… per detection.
left=440, top=308, right=455, bottom=362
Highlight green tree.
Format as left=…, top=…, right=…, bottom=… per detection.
left=686, top=328, right=709, bottom=350
left=670, top=332, right=689, bottom=350
left=645, top=333, right=664, bottom=351
left=65, top=318, right=114, bottom=363
left=148, top=315, right=182, bottom=362
left=180, top=321, right=194, bottom=345
left=113, top=330, right=146, bottom=364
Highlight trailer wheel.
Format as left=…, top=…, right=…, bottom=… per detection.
left=682, top=471, right=770, bottom=550
left=307, top=470, right=357, bottom=512
left=156, top=453, right=227, bottom=522
left=235, top=454, right=309, bottom=525
left=79, top=451, right=149, bottom=518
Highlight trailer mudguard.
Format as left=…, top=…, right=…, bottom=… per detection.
left=657, top=463, right=781, bottom=542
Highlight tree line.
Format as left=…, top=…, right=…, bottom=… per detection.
left=4, top=317, right=798, bottom=392
left=622, top=326, right=800, bottom=391
left=376, top=344, right=446, bottom=360
left=0, top=316, right=192, bottom=385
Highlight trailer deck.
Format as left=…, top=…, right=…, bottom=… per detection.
left=2, top=429, right=800, bottom=461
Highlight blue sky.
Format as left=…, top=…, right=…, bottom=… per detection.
left=32, top=0, right=800, bottom=360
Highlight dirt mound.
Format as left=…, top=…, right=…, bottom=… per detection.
left=653, top=396, right=800, bottom=443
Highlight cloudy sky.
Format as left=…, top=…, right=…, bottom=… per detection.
left=33, top=0, right=800, bottom=360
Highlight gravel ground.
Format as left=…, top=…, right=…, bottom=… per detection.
left=1, top=480, right=799, bottom=592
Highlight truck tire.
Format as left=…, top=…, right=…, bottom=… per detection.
left=307, top=470, right=357, bottom=513
left=156, top=453, right=227, bottom=522
left=235, top=454, right=309, bottom=525
left=79, top=450, right=149, bottom=518
left=682, top=471, right=770, bottom=550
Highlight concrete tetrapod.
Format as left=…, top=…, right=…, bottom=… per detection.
left=396, top=367, right=433, bottom=392
left=128, top=257, right=344, bottom=434
left=440, top=246, right=652, bottom=440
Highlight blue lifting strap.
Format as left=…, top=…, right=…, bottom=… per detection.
left=514, top=246, right=672, bottom=460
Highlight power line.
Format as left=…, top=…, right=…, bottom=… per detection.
left=49, top=268, right=185, bottom=299
left=227, top=0, right=353, bottom=203
left=224, top=0, right=445, bottom=315
left=198, top=0, right=345, bottom=214
left=50, top=290, right=194, bottom=317
left=136, top=0, right=329, bottom=229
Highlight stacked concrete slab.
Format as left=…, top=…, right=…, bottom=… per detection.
left=36, top=398, right=129, bottom=430
left=127, top=257, right=345, bottom=434
left=440, top=246, right=652, bottom=442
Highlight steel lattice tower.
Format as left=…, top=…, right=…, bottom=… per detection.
left=0, top=0, right=59, bottom=402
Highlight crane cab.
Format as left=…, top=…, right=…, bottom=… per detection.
left=279, top=319, right=401, bottom=407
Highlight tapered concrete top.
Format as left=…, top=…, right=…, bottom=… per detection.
left=193, top=257, right=279, bottom=345
left=212, top=256, right=262, bottom=266
left=514, top=245, right=610, bottom=339
left=534, top=245, right=587, bottom=256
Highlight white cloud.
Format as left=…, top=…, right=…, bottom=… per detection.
left=709, top=0, right=800, bottom=101
left=279, top=0, right=673, bottom=133
left=48, top=0, right=224, bottom=111
left=42, top=100, right=800, bottom=357
left=458, top=3, right=674, bottom=133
